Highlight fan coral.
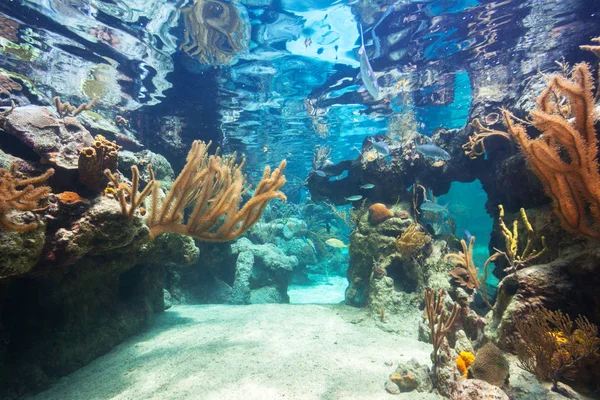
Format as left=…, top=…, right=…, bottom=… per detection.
left=513, top=306, right=599, bottom=393
left=0, top=164, right=54, bottom=231
left=469, top=343, right=509, bottom=387
left=180, top=0, right=250, bottom=65
left=456, top=351, right=475, bottom=378
left=368, top=203, right=394, bottom=224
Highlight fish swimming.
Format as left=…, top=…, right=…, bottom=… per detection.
left=420, top=202, right=450, bottom=214
left=314, top=170, right=326, bottom=177
left=345, top=195, right=363, bottom=201
left=326, top=238, right=348, bottom=248
left=358, top=24, right=379, bottom=100
left=464, top=229, right=472, bottom=242
left=370, top=139, right=390, bottom=156
left=360, top=184, right=375, bottom=189
left=414, top=138, right=451, bottom=161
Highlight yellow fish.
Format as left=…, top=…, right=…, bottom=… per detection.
left=326, top=238, right=347, bottom=248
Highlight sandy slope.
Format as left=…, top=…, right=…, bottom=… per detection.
left=29, top=304, right=439, bottom=400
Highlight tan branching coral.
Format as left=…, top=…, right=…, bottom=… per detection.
left=180, top=0, right=250, bottom=65
left=78, top=135, right=121, bottom=192
left=395, top=223, right=431, bottom=257
left=463, top=117, right=511, bottom=159
left=505, top=63, right=600, bottom=239
left=53, top=96, right=97, bottom=118
left=580, top=36, right=600, bottom=59
left=105, top=165, right=155, bottom=218
left=424, top=288, right=460, bottom=373
left=148, top=140, right=286, bottom=242
left=513, top=306, right=599, bottom=393
left=0, top=164, right=54, bottom=231
left=497, top=204, right=547, bottom=273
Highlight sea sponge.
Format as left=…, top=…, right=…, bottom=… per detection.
left=390, top=372, right=418, bottom=392
left=456, top=351, right=475, bottom=377
left=368, top=203, right=393, bottom=224
left=57, top=191, right=88, bottom=205
left=469, top=343, right=509, bottom=387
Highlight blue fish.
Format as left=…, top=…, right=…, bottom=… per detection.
left=358, top=24, right=379, bottom=100
left=369, top=138, right=390, bottom=155
left=414, top=138, right=451, bottom=161
left=464, top=229, right=472, bottom=242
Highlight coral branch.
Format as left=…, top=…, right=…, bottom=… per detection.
left=0, top=164, right=54, bottom=231
left=463, top=118, right=512, bottom=159
left=424, top=288, right=460, bottom=365
left=148, top=140, right=286, bottom=242
left=53, top=96, right=97, bottom=118
left=505, top=63, right=600, bottom=239
left=104, top=165, right=154, bottom=218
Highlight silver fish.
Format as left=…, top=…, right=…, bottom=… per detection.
left=360, top=184, right=375, bottom=189
left=315, top=170, right=326, bottom=177
left=345, top=195, right=363, bottom=201
left=371, top=140, right=390, bottom=156
left=358, top=24, right=379, bottom=100
left=420, top=202, right=450, bottom=214
left=414, top=139, right=451, bottom=161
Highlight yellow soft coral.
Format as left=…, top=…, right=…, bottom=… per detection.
left=456, top=351, right=475, bottom=378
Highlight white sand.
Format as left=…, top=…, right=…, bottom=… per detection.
left=29, top=304, right=438, bottom=400
left=288, top=276, right=348, bottom=304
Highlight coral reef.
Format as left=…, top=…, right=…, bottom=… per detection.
left=368, top=202, right=394, bottom=224
left=395, top=223, right=431, bottom=258
left=105, top=165, right=154, bottom=218
left=53, top=96, right=97, bottom=118
left=469, top=343, right=509, bottom=387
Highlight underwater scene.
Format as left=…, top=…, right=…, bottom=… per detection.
left=0, top=0, right=599, bottom=398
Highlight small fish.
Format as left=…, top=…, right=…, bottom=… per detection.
left=304, top=37, right=312, bottom=48
left=314, top=170, right=326, bottom=177
left=369, top=138, right=390, bottom=155
left=358, top=24, right=379, bottom=100
left=414, top=138, right=451, bottom=161
left=345, top=195, right=363, bottom=201
left=360, top=183, right=375, bottom=189
left=420, top=202, right=450, bottom=214
left=326, top=238, right=348, bottom=248
left=464, top=229, right=472, bottom=242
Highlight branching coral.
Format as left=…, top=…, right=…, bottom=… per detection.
left=504, top=63, right=600, bottom=239
left=396, top=223, right=431, bottom=257
left=424, top=288, right=460, bottom=372
left=496, top=204, right=547, bottom=273
left=105, top=165, right=154, bottom=218
left=445, top=236, right=499, bottom=307
left=463, top=117, right=511, bottom=159
left=53, top=96, right=97, bottom=118
left=0, top=164, right=54, bottom=231
left=513, top=306, right=599, bottom=393
left=148, top=140, right=286, bottom=242
left=180, top=0, right=250, bottom=65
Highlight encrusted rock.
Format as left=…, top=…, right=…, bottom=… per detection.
left=453, top=378, right=509, bottom=400
left=389, top=358, right=432, bottom=393
left=0, top=218, right=45, bottom=279
left=2, top=105, right=93, bottom=169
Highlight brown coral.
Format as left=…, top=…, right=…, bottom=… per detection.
left=396, top=223, right=431, bottom=257
left=148, top=140, right=286, bottom=242
left=78, top=135, right=121, bottom=192
left=0, top=164, right=54, bottom=231
left=469, top=343, right=509, bottom=387
left=105, top=165, right=154, bottom=218
left=368, top=203, right=394, bottom=224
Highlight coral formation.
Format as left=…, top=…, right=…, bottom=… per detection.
left=105, top=165, right=155, bottom=218
left=395, top=223, right=431, bottom=257
left=0, top=71, right=22, bottom=96
left=456, top=351, right=475, bottom=377
left=180, top=0, right=250, bottom=65
left=513, top=306, right=599, bottom=393
left=368, top=203, right=394, bottom=224
left=424, top=289, right=460, bottom=372
left=469, top=343, right=509, bottom=387
left=53, top=96, right=97, bottom=118
left=0, top=164, right=54, bottom=231
left=148, top=140, right=286, bottom=242
left=78, top=134, right=121, bottom=192
left=505, top=63, right=600, bottom=239
left=463, top=117, right=511, bottom=159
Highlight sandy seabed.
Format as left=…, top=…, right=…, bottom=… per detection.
left=29, top=304, right=438, bottom=400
